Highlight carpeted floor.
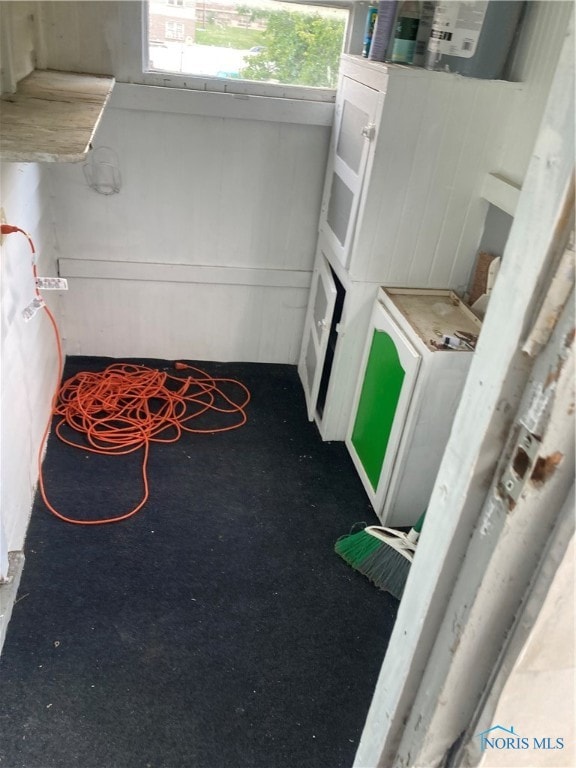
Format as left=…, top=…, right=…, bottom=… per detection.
left=0, top=357, right=398, bottom=768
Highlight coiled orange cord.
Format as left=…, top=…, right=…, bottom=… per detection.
left=3, top=224, right=251, bottom=525
left=42, top=361, right=250, bottom=525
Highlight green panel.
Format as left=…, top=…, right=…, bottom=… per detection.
left=351, top=330, right=406, bottom=491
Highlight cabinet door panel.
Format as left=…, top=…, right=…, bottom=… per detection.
left=337, top=98, right=369, bottom=172
left=351, top=330, right=407, bottom=490
left=320, top=77, right=380, bottom=269
left=347, top=304, right=420, bottom=506
left=326, top=174, right=354, bottom=247
left=298, top=254, right=337, bottom=421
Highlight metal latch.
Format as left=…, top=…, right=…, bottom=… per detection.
left=499, top=425, right=541, bottom=505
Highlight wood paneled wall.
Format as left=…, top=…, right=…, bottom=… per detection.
left=50, top=85, right=331, bottom=361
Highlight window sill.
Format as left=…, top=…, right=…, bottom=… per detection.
left=139, top=68, right=337, bottom=104
left=0, top=70, right=115, bottom=163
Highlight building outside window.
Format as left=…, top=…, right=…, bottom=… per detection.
left=165, top=20, right=186, bottom=39
left=147, top=1, right=349, bottom=89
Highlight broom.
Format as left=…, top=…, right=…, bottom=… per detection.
left=335, top=512, right=426, bottom=600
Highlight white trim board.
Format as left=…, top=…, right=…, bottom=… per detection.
left=482, top=172, right=522, bottom=217
left=110, top=83, right=335, bottom=127
left=58, top=259, right=312, bottom=289
left=0, top=552, right=25, bottom=657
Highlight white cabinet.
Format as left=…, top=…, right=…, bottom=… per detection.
left=346, top=288, right=482, bottom=527
left=322, top=56, right=518, bottom=287
left=299, top=55, right=516, bottom=442
left=298, top=236, right=377, bottom=440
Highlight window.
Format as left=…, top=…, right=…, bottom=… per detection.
left=165, top=21, right=185, bottom=39
left=147, top=1, right=349, bottom=91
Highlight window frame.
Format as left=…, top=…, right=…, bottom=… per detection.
left=142, top=0, right=356, bottom=102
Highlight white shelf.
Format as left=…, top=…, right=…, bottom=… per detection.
left=0, top=70, right=115, bottom=163
left=481, top=172, right=522, bottom=217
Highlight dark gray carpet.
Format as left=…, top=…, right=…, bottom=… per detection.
left=0, top=357, right=398, bottom=768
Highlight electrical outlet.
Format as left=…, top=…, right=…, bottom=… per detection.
left=36, top=277, right=69, bottom=291
left=0, top=207, right=6, bottom=245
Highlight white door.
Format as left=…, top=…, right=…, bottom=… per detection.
left=298, top=252, right=337, bottom=421
left=319, top=76, right=380, bottom=270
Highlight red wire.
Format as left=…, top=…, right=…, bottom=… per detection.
left=5, top=225, right=251, bottom=525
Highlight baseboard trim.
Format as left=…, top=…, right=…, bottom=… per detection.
left=0, top=552, right=25, bottom=656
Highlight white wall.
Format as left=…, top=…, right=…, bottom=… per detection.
left=502, top=0, right=574, bottom=185
left=0, top=1, right=37, bottom=93
left=49, top=85, right=330, bottom=362
left=0, top=162, right=61, bottom=564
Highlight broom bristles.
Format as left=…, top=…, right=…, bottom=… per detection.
left=359, top=546, right=412, bottom=600
left=335, top=528, right=413, bottom=600
left=335, top=528, right=383, bottom=564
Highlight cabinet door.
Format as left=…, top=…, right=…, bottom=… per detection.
left=346, top=303, right=420, bottom=511
left=319, top=76, right=380, bottom=270
left=298, top=253, right=337, bottom=421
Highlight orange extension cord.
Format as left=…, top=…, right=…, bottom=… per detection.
left=2, top=224, right=251, bottom=525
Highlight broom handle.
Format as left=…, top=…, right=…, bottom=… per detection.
left=406, top=511, right=426, bottom=545
left=365, top=510, right=427, bottom=550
